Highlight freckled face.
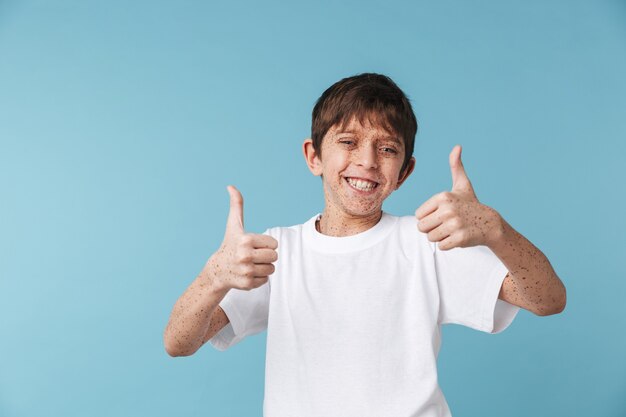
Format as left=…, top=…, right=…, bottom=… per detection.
left=318, top=117, right=408, bottom=218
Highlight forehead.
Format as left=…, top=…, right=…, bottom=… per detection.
left=330, top=116, right=396, bottom=137
left=330, top=115, right=402, bottom=145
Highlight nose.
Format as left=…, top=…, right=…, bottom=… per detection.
left=354, top=143, right=378, bottom=169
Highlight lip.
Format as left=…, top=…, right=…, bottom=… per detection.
left=344, top=176, right=380, bottom=184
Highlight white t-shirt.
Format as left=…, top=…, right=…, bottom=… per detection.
left=210, top=212, right=520, bottom=417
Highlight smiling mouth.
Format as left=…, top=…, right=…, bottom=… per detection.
left=344, top=177, right=379, bottom=192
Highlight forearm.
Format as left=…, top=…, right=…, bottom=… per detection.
left=487, top=213, right=566, bottom=316
left=164, top=257, right=230, bottom=356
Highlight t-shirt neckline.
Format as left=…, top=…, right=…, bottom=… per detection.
left=303, top=211, right=397, bottom=253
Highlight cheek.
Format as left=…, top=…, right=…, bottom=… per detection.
left=384, top=164, right=403, bottom=181
left=325, top=156, right=349, bottom=176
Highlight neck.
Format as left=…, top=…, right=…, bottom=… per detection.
left=317, top=208, right=383, bottom=237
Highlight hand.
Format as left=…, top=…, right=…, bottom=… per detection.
left=415, top=145, right=502, bottom=251
left=208, top=185, right=278, bottom=291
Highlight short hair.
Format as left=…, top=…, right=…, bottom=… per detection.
left=311, top=73, right=418, bottom=176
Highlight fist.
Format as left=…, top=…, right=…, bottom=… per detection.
left=415, top=145, right=502, bottom=250
left=210, top=185, right=278, bottom=291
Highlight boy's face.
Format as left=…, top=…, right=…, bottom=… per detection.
left=303, top=116, right=415, bottom=219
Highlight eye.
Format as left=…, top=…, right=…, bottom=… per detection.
left=381, top=147, right=398, bottom=154
left=339, top=140, right=355, bottom=146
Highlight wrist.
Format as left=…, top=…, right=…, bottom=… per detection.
left=485, top=208, right=507, bottom=250
left=200, top=254, right=231, bottom=294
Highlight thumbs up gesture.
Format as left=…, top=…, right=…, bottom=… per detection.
left=210, top=185, right=279, bottom=291
left=415, top=145, right=502, bottom=251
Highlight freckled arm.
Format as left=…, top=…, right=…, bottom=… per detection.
left=486, top=212, right=567, bottom=316
left=163, top=257, right=231, bottom=357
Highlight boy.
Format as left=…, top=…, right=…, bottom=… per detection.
left=164, top=73, right=566, bottom=416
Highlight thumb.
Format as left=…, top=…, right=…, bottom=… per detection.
left=226, top=185, right=244, bottom=235
left=449, top=145, right=475, bottom=195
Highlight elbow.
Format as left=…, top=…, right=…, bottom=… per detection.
left=164, top=343, right=183, bottom=358
left=556, top=292, right=567, bottom=314
left=554, top=284, right=567, bottom=314
left=536, top=286, right=567, bottom=317
left=163, top=335, right=181, bottom=357
left=164, top=341, right=196, bottom=358
left=536, top=303, right=565, bottom=317
left=163, top=333, right=197, bottom=358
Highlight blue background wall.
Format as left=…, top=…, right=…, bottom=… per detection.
left=1, top=1, right=625, bottom=416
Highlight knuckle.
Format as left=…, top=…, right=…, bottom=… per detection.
left=442, top=191, right=454, bottom=202
left=235, top=248, right=251, bottom=264
left=252, top=277, right=268, bottom=288
left=239, top=264, right=254, bottom=277
left=254, top=277, right=269, bottom=289
left=235, top=250, right=251, bottom=264
left=450, top=217, right=461, bottom=229
left=239, top=234, right=253, bottom=246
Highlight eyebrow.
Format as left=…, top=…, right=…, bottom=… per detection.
left=336, top=130, right=403, bottom=146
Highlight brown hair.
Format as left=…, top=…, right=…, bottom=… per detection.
left=311, top=73, right=418, bottom=176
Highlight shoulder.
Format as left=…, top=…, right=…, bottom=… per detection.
left=262, top=217, right=312, bottom=240
left=263, top=225, right=299, bottom=239
left=385, top=213, right=436, bottom=255
left=394, top=213, right=417, bottom=228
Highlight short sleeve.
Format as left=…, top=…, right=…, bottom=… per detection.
left=434, top=243, right=520, bottom=334
left=208, top=229, right=273, bottom=351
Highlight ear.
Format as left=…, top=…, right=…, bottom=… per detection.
left=395, top=156, right=415, bottom=190
left=303, top=138, right=323, bottom=176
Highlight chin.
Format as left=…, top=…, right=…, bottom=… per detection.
left=345, top=205, right=383, bottom=217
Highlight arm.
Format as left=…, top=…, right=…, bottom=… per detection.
left=163, top=257, right=231, bottom=357
left=163, top=185, right=278, bottom=357
left=488, top=215, right=566, bottom=316
left=415, top=145, right=566, bottom=317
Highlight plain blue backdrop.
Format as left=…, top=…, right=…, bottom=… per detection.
left=1, top=1, right=625, bottom=416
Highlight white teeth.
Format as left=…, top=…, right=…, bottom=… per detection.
left=347, top=177, right=377, bottom=191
